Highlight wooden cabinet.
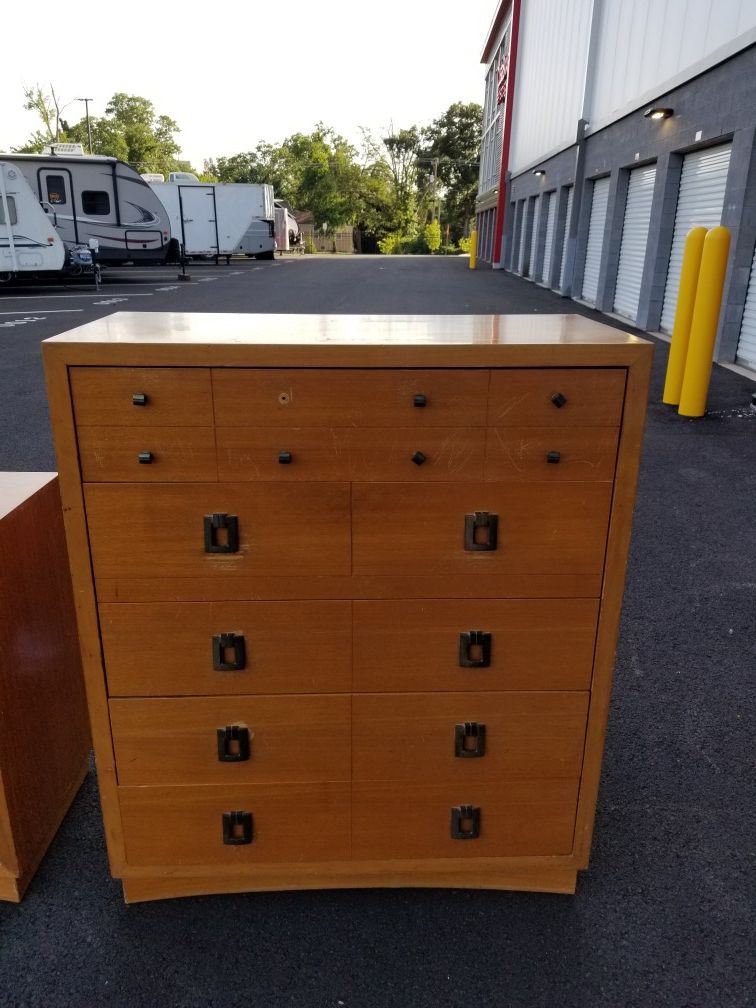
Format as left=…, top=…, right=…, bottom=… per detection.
left=43, top=312, right=652, bottom=902
left=0, top=474, right=90, bottom=902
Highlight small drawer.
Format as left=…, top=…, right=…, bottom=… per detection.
left=119, top=783, right=350, bottom=866
left=485, top=427, right=619, bottom=482
left=352, top=692, right=589, bottom=783
left=212, top=369, right=489, bottom=427
left=84, top=483, right=351, bottom=580
left=488, top=369, right=626, bottom=426
left=71, top=367, right=213, bottom=426
left=110, top=695, right=350, bottom=785
left=352, top=483, right=612, bottom=576
left=101, top=600, right=352, bottom=696
left=352, top=779, right=579, bottom=860
left=353, top=598, right=598, bottom=692
left=217, top=428, right=485, bottom=482
left=78, top=427, right=217, bottom=482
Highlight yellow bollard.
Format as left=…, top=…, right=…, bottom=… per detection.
left=662, top=227, right=707, bottom=404
left=678, top=226, right=731, bottom=417
left=468, top=230, right=477, bottom=270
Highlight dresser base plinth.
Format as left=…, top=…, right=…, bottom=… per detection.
left=120, top=859, right=579, bottom=903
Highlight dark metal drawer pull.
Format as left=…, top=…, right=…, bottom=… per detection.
left=464, top=511, right=498, bottom=551
left=551, top=391, right=567, bottom=408
left=458, top=630, right=492, bottom=668
left=454, top=722, right=486, bottom=758
left=547, top=450, right=561, bottom=464
left=411, top=450, right=427, bottom=466
left=203, top=513, right=239, bottom=553
left=137, top=451, right=153, bottom=465
left=212, top=633, right=246, bottom=671
left=217, top=725, right=251, bottom=762
left=132, top=392, right=148, bottom=406
left=278, top=450, right=293, bottom=464
left=413, top=394, right=427, bottom=407
left=222, top=810, right=253, bottom=845
left=451, top=804, right=481, bottom=840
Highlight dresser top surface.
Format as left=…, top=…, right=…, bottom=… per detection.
left=45, top=312, right=647, bottom=347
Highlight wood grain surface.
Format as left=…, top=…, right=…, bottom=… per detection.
left=70, top=366, right=213, bottom=426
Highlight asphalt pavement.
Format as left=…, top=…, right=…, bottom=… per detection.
left=0, top=255, right=754, bottom=1008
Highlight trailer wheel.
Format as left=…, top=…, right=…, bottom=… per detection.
left=0, top=272, right=13, bottom=284
left=255, top=250, right=275, bottom=261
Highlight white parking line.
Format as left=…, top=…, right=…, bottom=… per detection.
left=0, top=293, right=154, bottom=300
left=0, top=308, right=83, bottom=314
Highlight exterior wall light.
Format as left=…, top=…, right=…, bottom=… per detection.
left=532, top=168, right=545, bottom=177
left=644, top=107, right=673, bottom=120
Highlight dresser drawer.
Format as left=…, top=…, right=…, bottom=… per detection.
left=217, top=427, right=485, bottom=482
left=101, top=601, right=351, bottom=696
left=84, top=483, right=351, bottom=579
left=488, top=369, right=625, bottom=426
left=352, top=779, right=579, bottom=859
left=353, top=692, right=588, bottom=783
left=71, top=367, right=213, bottom=426
left=110, top=695, right=350, bottom=785
left=485, top=427, right=619, bottom=482
left=78, top=427, right=217, bottom=482
left=352, top=483, right=612, bottom=575
left=353, top=598, right=598, bottom=691
left=119, top=783, right=350, bottom=866
left=212, top=369, right=490, bottom=427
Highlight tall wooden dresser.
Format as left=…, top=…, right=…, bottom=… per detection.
left=44, top=313, right=652, bottom=903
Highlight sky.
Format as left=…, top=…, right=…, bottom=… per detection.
left=2, top=0, right=499, bottom=169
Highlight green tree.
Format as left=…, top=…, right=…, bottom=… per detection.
left=424, top=219, right=442, bottom=253
left=419, top=102, right=482, bottom=241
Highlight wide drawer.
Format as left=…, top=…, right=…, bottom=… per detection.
left=110, top=695, right=350, bottom=785
left=119, top=783, right=350, bottom=865
left=84, top=483, right=351, bottom=579
left=101, top=601, right=352, bottom=696
left=352, top=780, right=579, bottom=859
left=487, top=369, right=625, bottom=426
left=212, top=369, right=489, bottom=427
left=352, top=692, right=589, bottom=783
left=217, top=427, right=485, bottom=481
left=71, top=367, right=213, bottom=426
left=352, top=483, right=612, bottom=575
left=484, top=427, right=619, bottom=482
left=353, top=598, right=598, bottom=691
left=77, top=427, right=217, bottom=482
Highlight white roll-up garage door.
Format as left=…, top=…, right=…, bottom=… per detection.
left=660, top=144, right=732, bottom=333
left=613, top=165, right=657, bottom=321
left=559, top=186, right=574, bottom=290
left=528, top=196, right=540, bottom=279
left=540, top=193, right=556, bottom=284
left=736, top=245, right=756, bottom=371
left=518, top=200, right=528, bottom=274
left=581, top=177, right=610, bottom=304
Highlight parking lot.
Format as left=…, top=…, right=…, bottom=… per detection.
left=0, top=255, right=754, bottom=1008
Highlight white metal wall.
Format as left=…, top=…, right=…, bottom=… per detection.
left=559, top=187, right=574, bottom=289
left=529, top=196, right=541, bottom=278
left=541, top=193, right=556, bottom=283
left=613, top=165, right=657, bottom=321
left=509, top=0, right=593, bottom=172
left=581, top=178, right=610, bottom=304
left=736, top=245, right=756, bottom=370
left=589, top=0, right=756, bottom=126
left=660, top=144, right=732, bottom=333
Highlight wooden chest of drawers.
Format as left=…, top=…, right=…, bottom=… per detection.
left=43, top=312, right=652, bottom=902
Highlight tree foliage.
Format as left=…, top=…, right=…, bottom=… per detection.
left=419, top=102, right=483, bottom=241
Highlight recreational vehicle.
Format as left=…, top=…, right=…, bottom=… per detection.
left=1, top=147, right=172, bottom=265
left=150, top=180, right=275, bottom=259
left=274, top=201, right=300, bottom=252
left=0, top=161, right=93, bottom=281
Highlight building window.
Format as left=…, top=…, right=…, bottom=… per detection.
left=82, top=190, right=110, bottom=215
left=46, top=175, right=67, bottom=205
left=0, top=196, right=18, bottom=225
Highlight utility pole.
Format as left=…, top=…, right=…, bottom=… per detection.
left=77, top=98, right=94, bottom=153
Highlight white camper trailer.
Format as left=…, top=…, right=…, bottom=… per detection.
left=273, top=202, right=301, bottom=252
left=151, top=181, right=275, bottom=260
left=0, top=161, right=66, bottom=280
left=1, top=150, right=172, bottom=264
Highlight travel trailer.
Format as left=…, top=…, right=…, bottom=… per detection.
left=0, top=160, right=93, bottom=281
left=150, top=180, right=275, bottom=259
left=1, top=147, right=172, bottom=264
left=274, top=201, right=300, bottom=252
